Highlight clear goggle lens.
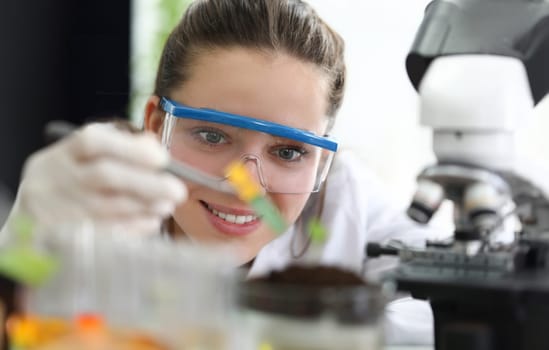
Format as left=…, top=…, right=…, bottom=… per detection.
left=160, top=98, right=338, bottom=194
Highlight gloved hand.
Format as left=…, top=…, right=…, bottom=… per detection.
left=3, top=123, right=187, bottom=236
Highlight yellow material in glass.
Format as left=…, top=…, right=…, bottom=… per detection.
left=7, top=314, right=171, bottom=349
left=9, top=316, right=39, bottom=348
left=8, top=315, right=70, bottom=348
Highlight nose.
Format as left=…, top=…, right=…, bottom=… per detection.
left=240, top=154, right=268, bottom=193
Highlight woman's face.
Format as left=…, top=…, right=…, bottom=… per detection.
left=144, top=48, right=330, bottom=264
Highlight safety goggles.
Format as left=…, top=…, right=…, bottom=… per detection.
left=160, top=97, right=338, bottom=194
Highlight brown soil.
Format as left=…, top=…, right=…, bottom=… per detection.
left=240, top=265, right=382, bottom=323
left=249, top=265, right=368, bottom=287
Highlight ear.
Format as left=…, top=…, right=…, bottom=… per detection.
left=143, top=95, right=164, bottom=135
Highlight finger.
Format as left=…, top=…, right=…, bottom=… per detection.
left=67, top=123, right=169, bottom=168
left=26, top=196, right=164, bottom=237
left=23, top=192, right=88, bottom=229
left=95, top=216, right=164, bottom=236
left=72, top=192, right=177, bottom=219
left=22, top=177, right=173, bottom=224
left=76, top=159, right=187, bottom=203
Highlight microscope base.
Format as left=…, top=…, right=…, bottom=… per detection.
left=394, top=266, right=549, bottom=350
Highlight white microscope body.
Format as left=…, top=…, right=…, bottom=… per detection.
left=366, top=1, right=549, bottom=348
left=420, top=55, right=532, bottom=171
left=407, top=55, right=545, bottom=251
left=395, top=51, right=549, bottom=350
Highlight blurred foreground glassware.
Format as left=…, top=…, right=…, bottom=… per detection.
left=10, top=223, right=241, bottom=350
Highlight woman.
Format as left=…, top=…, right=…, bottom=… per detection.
left=1, top=0, right=434, bottom=345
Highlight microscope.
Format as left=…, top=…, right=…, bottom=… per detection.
left=367, top=1, right=549, bottom=349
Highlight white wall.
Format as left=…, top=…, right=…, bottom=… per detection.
left=130, top=0, right=160, bottom=123
left=309, top=0, right=549, bottom=205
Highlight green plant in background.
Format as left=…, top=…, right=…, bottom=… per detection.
left=153, top=0, right=192, bottom=64
left=129, top=0, right=192, bottom=124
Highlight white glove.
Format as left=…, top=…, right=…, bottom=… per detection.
left=4, top=123, right=187, bottom=236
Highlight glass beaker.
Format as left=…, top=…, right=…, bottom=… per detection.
left=12, top=223, right=241, bottom=350
left=237, top=265, right=387, bottom=350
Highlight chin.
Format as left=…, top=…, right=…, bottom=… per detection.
left=235, top=250, right=259, bottom=266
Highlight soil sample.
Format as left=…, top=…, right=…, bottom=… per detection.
left=251, top=265, right=368, bottom=287
left=238, top=265, right=386, bottom=350
left=240, top=265, right=384, bottom=324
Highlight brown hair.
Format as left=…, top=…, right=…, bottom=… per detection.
left=153, top=0, right=346, bottom=130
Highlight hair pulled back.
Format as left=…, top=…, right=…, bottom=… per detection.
left=154, top=0, right=345, bottom=125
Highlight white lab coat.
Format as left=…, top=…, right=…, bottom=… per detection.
left=248, top=150, right=436, bottom=346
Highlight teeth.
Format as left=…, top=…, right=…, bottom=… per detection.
left=208, top=205, right=257, bottom=224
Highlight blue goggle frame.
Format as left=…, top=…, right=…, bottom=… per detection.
left=160, top=97, right=338, bottom=152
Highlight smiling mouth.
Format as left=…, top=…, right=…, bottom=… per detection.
left=200, top=201, right=259, bottom=224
